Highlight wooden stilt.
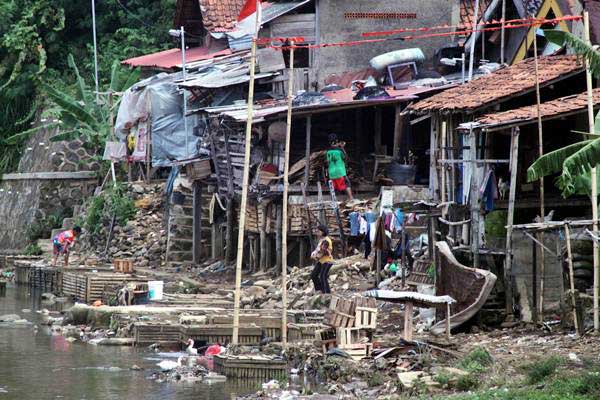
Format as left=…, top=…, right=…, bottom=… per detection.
left=393, top=105, right=403, bottom=158
left=583, top=11, right=599, bottom=333
left=276, top=205, right=282, bottom=270
left=533, top=28, right=546, bottom=324
left=446, top=302, right=452, bottom=340
left=564, top=224, right=580, bottom=336
left=192, top=181, right=202, bottom=264
left=259, top=202, right=267, bottom=271
left=281, top=41, right=296, bottom=347
left=233, top=6, right=260, bottom=345
left=504, top=127, right=520, bottom=320
left=403, top=302, right=414, bottom=341
left=226, top=199, right=234, bottom=262
left=304, top=116, right=311, bottom=187
left=441, top=121, right=447, bottom=214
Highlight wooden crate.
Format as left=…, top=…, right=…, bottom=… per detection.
left=62, top=272, right=147, bottom=303
left=113, top=259, right=134, bottom=274
left=186, top=159, right=212, bottom=180
left=336, top=327, right=366, bottom=347
left=325, top=296, right=356, bottom=328
left=134, top=322, right=182, bottom=346
left=340, top=343, right=372, bottom=361
left=315, top=327, right=337, bottom=352
left=355, top=307, right=378, bottom=329
left=180, top=324, right=262, bottom=346
left=288, top=323, right=327, bottom=342
left=213, top=355, right=287, bottom=380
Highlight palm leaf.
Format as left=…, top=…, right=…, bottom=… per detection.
left=67, top=54, right=93, bottom=105
left=42, top=83, right=98, bottom=128
left=49, top=129, right=80, bottom=142
left=120, top=67, right=141, bottom=92
left=544, top=30, right=600, bottom=78
left=3, top=122, right=59, bottom=145
left=527, top=140, right=593, bottom=182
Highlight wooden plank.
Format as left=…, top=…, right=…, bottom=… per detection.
left=193, top=181, right=202, bottom=264
left=504, top=127, right=519, bottom=318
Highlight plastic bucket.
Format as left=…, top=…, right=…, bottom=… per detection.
left=148, top=281, right=164, bottom=301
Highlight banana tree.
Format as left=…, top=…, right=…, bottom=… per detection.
left=526, top=30, right=600, bottom=197
left=6, top=54, right=140, bottom=152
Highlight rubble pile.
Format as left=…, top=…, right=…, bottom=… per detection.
left=80, top=183, right=166, bottom=268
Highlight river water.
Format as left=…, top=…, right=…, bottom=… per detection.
left=0, top=284, right=258, bottom=400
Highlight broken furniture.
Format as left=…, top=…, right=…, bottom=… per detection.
left=433, top=241, right=497, bottom=334
left=365, top=290, right=455, bottom=341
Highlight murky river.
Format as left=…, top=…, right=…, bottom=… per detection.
left=0, top=284, right=258, bottom=400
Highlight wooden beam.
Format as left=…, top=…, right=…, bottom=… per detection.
left=192, top=181, right=202, bottom=264
left=304, top=116, right=311, bottom=187
left=564, top=223, right=580, bottom=336
left=393, top=105, right=404, bottom=158
left=374, top=107, right=383, bottom=153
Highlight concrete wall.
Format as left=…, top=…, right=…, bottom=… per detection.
left=312, top=0, right=459, bottom=85
left=0, top=127, right=98, bottom=252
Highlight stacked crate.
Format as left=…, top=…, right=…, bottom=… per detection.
left=316, top=295, right=378, bottom=360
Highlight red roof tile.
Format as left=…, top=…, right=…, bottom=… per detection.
left=458, top=0, right=492, bottom=33
left=473, top=88, right=600, bottom=127
left=199, top=0, right=247, bottom=32
left=407, top=55, right=584, bottom=114
left=122, top=47, right=232, bottom=69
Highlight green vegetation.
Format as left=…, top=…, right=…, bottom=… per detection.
left=522, top=356, right=564, bottom=384
left=485, top=210, right=507, bottom=238
left=26, top=209, right=71, bottom=243
left=0, top=1, right=175, bottom=174
left=367, top=371, right=385, bottom=387
left=23, top=243, right=42, bottom=256
left=84, top=183, right=136, bottom=237
left=459, top=347, right=494, bottom=374
left=455, top=374, right=480, bottom=391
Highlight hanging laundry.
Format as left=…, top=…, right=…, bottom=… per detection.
left=359, top=215, right=368, bottom=235
left=480, top=169, right=499, bottom=212
left=349, top=212, right=360, bottom=236
left=394, top=209, right=405, bottom=231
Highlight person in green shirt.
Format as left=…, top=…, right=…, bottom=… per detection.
left=326, top=133, right=353, bottom=200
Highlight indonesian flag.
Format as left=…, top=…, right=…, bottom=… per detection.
left=230, top=0, right=262, bottom=39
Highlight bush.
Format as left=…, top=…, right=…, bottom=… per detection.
left=460, top=347, right=494, bottom=373
left=456, top=374, right=480, bottom=391
left=83, top=183, right=136, bottom=237
left=24, top=244, right=43, bottom=256
left=523, top=356, right=564, bottom=384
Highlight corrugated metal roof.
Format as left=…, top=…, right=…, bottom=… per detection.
left=463, top=88, right=600, bottom=130
left=122, top=47, right=232, bottom=69
left=407, top=55, right=584, bottom=114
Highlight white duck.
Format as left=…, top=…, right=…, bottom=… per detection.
left=156, top=356, right=183, bottom=371
left=186, top=338, right=198, bottom=355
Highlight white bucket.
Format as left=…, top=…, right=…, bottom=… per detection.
left=148, top=281, right=164, bottom=301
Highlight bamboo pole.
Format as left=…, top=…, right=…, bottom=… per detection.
left=232, top=4, right=260, bottom=345
left=281, top=41, right=295, bottom=347
left=504, top=127, right=519, bottom=320
left=533, top=29, right=546, bottom=324
left=441, top=120, right=447, bottom=214
left=583, top=10, right=599, bottom=334
left=564, top=223, right=580, bottom=336
left=500, top=0, right=506, bottom=64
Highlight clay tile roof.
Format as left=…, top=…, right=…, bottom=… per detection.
left=198, top=0, right=247, bottom=33
left=459, top=0, right=492, bottom=31
left=407, top=55, right=584, bottom=114
left=473, top=87, right=600, bottom=128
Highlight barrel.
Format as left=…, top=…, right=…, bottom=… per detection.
left=386, top=162, right=416, bottom=185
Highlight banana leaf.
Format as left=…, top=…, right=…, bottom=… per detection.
left=527, top=139, right=594, bottom=182
left=42, top=83, right=98, bottom=128
left=544, top=30, right=600, bottom=78
left=4, top=122, right=59, bottom=145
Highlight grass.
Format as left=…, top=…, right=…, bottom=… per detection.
left=522, top=356, right=564, bottom=384
left=459, top=347, right=494, bottom=374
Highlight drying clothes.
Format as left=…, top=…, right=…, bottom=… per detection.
left=363, top=232, right=372, bottom=259
left=480, top=169, right=499, bottom=212
left=349, top=212, right=360, bottom=236
left=384, top=211, right=393, bottom=231
left=359, top=215, right=368, bottom=235
left=394, top=209, right=405, bottom=231
left=326, top=148, right=347, bottom=179
left=364, top=211, right=377, bottom=224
